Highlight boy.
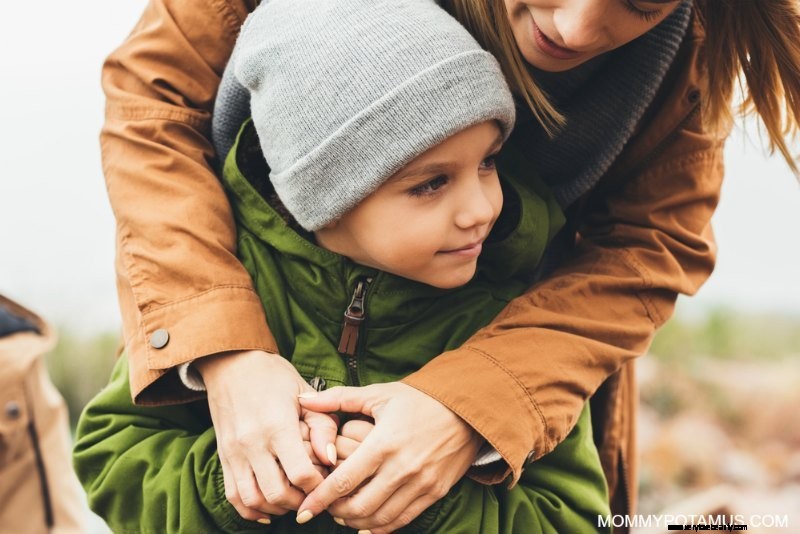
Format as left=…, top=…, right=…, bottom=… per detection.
left=74, top=0, right=610, bottom=532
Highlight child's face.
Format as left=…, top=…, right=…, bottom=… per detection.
left=315, top=121, right=503, bottom=289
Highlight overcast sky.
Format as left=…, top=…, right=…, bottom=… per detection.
left=1, top=0, right=798, bottom=334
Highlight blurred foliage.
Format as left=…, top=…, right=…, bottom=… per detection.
left=45, top=328, right=120, bottom=427
left=650, top=307, right=800, bottom=364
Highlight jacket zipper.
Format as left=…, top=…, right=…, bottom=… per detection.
left=337, top=277, right=372, bottom=386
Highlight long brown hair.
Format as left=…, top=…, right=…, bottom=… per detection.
left=696, top=0, right=800, bottom=175
left=444, top=0, right=800, bottom=175
left=442, top=0, right=564, bottom=136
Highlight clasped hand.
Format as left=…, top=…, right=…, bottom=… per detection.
left=197, top=350, right=482, bottom=533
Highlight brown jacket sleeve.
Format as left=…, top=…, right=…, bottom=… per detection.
left=101, top=0, right=278, bottom=404
left=402, top=25, right=724, bottom=485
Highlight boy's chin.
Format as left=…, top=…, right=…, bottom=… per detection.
left=417, top=265, right=478, bottom=290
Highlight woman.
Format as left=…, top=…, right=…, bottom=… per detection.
left=100, top=0, right=799, bottom=532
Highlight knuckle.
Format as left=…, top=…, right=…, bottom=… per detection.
left=373, top=511, right=395, bottom=526
left=239, top=492, right=263, bottom=509
left=331, top=472, right=354, bottom=494
left=347, top=501, right=371, bottom=519
left=263, top=491, right=286, bottom=506
left=224, top=488, right=239, bottom=504
left=394, top=511, right=415, bottom=528
left=430, top=480, right=450, bottom=500
left=288, top=470, right=316, bottom=489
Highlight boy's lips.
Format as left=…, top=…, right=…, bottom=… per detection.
left=439, top=241, right=484, bottom=257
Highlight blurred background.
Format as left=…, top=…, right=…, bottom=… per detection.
left=1, top=1, right=798, bottom=532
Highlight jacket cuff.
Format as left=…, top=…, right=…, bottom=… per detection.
left=401, top=346, right=546, bottom=486
left=129, top=286, right=279, bottom=405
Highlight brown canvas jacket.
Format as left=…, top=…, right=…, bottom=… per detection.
left=101, top=0, right=723, bottom=521
left=0, top=295, right=86, bottom=533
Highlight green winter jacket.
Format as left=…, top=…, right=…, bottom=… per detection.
left=74, top=122, right=610, bottom=533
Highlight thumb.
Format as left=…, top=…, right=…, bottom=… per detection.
left=298, top=385, right=382, bottom=417
left=302, top=410, right=339, bottom=467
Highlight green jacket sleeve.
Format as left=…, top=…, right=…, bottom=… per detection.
left=417, top=403, right=611, bottom=534
left=72, top=355, right=262, bottom=534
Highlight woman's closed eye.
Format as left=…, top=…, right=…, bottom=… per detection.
left=408, top=175, right=449, bottom=197
left=622, top=0, right=665, bottom=22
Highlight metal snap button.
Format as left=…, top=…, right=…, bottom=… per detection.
left=150, top=328, right=170, bottom=349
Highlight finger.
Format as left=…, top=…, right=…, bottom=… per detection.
left=298, top=385, right=382, bottom=416
left=220, top=457, right=275, bottom=523
left=295, top=433, right=383, bottom=523
left=270, top=429, right=326, bottom=494
left=325, top=464, right=407, bottom=524
left=303, top=409, right=340, bottom=467
left=355, top=492, right=442, bottom=534
left=340, top=418, right=374, bottom=441
left=250, top=453, right=306, bottom=510
left=333, top=435, right=361, bottom=461
left=303, top=440, right=324, bottom=466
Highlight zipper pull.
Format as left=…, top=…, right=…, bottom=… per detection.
left=338, top=278, right=370, bottom=356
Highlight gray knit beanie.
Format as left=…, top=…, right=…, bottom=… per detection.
left=234, top=0, right=515, bottom=231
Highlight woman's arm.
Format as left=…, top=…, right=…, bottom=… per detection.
left=102, top=0, right=275, bottom=405
left=403, top=52, right=723, bottom=485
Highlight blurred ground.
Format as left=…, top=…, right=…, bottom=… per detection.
left=634, top=310, right=800, bottom=533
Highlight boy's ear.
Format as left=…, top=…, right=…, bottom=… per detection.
left=322, top=219, right=339, bottom=229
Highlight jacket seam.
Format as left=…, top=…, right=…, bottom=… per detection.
left=105, top=104, right=209, bottom=128
left=139, top=285, right=260, bottom=317
left=636, top=144, right=723, bottom=181
left=464, top=346, right=551, bottom=456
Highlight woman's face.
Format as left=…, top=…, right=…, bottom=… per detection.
left=504, top=0, right=682, bottom=72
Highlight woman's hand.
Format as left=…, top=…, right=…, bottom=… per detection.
left=296, top=383, right=483, bottom=533
left=196, top=349, right=339, bottom=522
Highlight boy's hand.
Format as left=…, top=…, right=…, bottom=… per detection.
left=334, top=418, right=375, bottom=463
left=296, top=383, right=481, bottom=532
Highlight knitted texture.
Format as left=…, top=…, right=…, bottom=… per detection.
left=513, top=0, right=693, bottom=207
left=233, top=0, right=515, bottom=231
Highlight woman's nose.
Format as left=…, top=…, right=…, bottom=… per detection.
left=552, top=0, right=611, bottom=51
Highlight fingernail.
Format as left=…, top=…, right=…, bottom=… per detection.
left=298, top=392, right=317, bottom=399
left=358, top=530, right=372, bottom=534
left=257, top=517, right=271, bottom=525
left=296, top=510, right=314, bottom=524
left=326, top=442, right=337, bottom=465
left=333, top=517, right=346, bottom=526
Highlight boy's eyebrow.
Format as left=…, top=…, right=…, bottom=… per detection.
left=390, top=131, right=505, bottom=184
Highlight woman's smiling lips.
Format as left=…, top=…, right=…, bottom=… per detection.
left=529, top=15, right=586, bottom=60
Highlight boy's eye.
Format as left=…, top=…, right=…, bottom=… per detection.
left=408, top=175, right=448, bottom=197
left=480, top=154, right=498, bottom=171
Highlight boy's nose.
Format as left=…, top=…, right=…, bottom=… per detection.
left=552, top=0, right=612, bottom=51
left=454, top=179, right=500, bottom=230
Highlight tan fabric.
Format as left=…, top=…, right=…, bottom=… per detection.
left=101, top=0, right=724, bottom=522
left=0, top=296, right=86, bottom=533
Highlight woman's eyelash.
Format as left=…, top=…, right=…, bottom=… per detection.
left=622, top=0, right=663, bottom=22
left=408, top=175, right=448, bottom=197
